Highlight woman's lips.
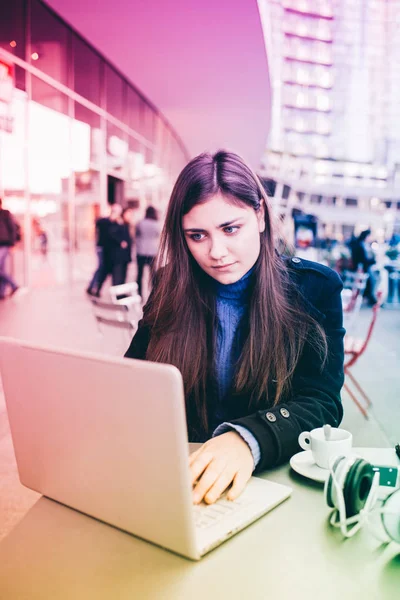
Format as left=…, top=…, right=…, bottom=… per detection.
left=211, top=262, right=236, bottom=270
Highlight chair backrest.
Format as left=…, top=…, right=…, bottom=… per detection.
left=342, top=269, right=369, bottom=296
left=345, top=290, right=383, bottom=365
left=91, top=298, right=137, bottom=355
left=109, top=282, right=143, bottom=319
left=94, top=315, right=135, bottom=331
left=341, top=269, right=369, bottom=333
left=355, top=290, right=382, bottom=357
left=91, top=297, right=131, bottom=316
left=109, top=282, right=139, bottom=303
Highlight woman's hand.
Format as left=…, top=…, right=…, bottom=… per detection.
left=189, top=431, right=254, bottom=505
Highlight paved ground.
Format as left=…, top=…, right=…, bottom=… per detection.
left=0, top=279, right=398, bottom=541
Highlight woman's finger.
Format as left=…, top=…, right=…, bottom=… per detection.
left=226, top=470, right=250, bottom=501
left=203, top=469, right=237, bottom=505
left=188, top=447, right=201, bottom=466
left=192, top=459, right=226, bottom=504
left=189, top=451, right=214, bottom=486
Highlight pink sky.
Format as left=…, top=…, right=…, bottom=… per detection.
left=47, top=0, right=271, bottom=169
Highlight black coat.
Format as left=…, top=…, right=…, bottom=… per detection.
left=103, top=221, right=132, bottom=266
left=95, top=217, right=110, bottom=248
left=124, top=257, right=345, bottom=472
left=350, top=239, right=375, bottom=273
left=0, top=209, right=17, bottom=247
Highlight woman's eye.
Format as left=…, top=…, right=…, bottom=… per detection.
left=224, top=226, right=240, bottom=235
left=190, top=233, right=205, bottom=242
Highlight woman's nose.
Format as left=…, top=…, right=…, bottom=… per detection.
left=208, top=237, right=228, bottom=260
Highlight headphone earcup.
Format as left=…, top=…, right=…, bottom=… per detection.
left=343, top=459, right=375, bottom=518
left=325, top=456, right=346, bottom=509
left=380, top=488, right=400, bottom=544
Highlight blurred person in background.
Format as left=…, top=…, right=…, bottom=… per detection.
left=350, top=229, right=378, bottom=305
left=38, top=227, right=48, bottom=257
left=86, top=210, right=113, bottom=297
left=0, top=198, right=19, bottom=299
left=135, top=205, right=162, bottom=298
left=95, top=205, right=133, bottom=295
left=116, top=207, right=134, bottom=285
left=32, top=218, right=48, bottom=259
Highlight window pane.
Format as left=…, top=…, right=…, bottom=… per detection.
left=73, top=35, right=102, bottom=106
left=153, top=114, right=161, bottom=149
left=143, top=146, right=160, bottom=206
left=74, top=103, right=102, bottom=168
left=29, top=77, right=71, bottom=286
left=73, top=169, right=101, bottom=283
left=0, top=89, right=28, bottom=287
left=14, top=66, right=26, bottom=92
left=126, top=136, right=144, bottom=203
left=30, top=0, right=70, bottom=85
left=72, top=106, right=103, bottom=283
left=137, top=97, right=146, bottom=138
left=106, top=122, right=128, bottom=175
left=126, top=86, right=141, bottom=134
left=31, top=77, right=68, bottom=114
left=142, top=103, right=155, bottom=143
left=128, top=95, right=147, bottom=139
left=145, top=146, right=154, bottom=165
left=105, top=65, right=124, bottom=121
left=0, top=0, right=25, bottom=60
left=160, top=127, right=173, bottom=175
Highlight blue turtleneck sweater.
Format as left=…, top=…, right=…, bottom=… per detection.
left=211, top=267, right=261, bottom=468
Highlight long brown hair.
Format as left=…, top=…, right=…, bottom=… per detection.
left=143, top=151, right=327, bottom=437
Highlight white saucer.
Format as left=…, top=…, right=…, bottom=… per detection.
left=289, top=451, right=329, bottom=483
left=289, top=447, right=398, bottom=483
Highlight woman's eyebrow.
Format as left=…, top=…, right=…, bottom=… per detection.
left=184, top=218, right=242, bottom=233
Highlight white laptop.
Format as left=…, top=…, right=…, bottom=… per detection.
left=0, top=337, right=292, bottom=560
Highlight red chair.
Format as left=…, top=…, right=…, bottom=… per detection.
left=343, top=290, right=383, bottom=418
left=341, top=269, right=369, bottom=334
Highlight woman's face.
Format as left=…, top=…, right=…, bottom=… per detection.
left=182, top=193, right=265, bottom=284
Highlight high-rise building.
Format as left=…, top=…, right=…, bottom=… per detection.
left=257, top=0, right=400, bottom=241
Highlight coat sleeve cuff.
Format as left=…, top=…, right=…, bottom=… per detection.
left=212, top=422, right=261, bottom=469
left=228, top=411, right=284, bottom=472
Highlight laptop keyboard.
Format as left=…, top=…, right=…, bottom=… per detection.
left=193, top=495, right=248, bottom=529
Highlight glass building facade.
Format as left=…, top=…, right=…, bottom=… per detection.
left=0, top=0, right=189, bottom=289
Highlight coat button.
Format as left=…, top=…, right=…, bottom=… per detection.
left=291, top=257, right=301, bottom=264
left=280, top=408, right=290, bottom=418
left=265, top=412, right=277, bottom=422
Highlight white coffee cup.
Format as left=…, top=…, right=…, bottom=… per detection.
left=298, top=427, right=353, bottom=470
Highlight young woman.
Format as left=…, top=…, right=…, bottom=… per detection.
left=125, top=151, right=345, bottom=505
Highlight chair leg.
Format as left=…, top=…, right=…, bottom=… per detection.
left=343, top=381, right=369, bottom=419
left=345, top=369, right=373, bottom=407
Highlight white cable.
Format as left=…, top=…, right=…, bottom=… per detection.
left=328, top=458, right=380, bottom=539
